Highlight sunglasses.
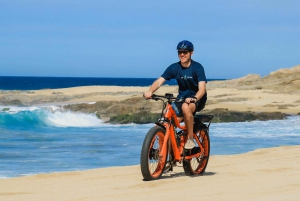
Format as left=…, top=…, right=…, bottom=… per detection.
left=178, top=50, right=189, bottom=55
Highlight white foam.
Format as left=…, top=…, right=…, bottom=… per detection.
left=46, top=111, right=104, bottom=127
left=210, top=116, right=300, bottom=138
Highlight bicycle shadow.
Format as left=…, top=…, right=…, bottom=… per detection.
left=158, top=166, right=217, bottom=180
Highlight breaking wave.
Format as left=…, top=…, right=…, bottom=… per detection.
left=0, top=106, right=104, bottom=128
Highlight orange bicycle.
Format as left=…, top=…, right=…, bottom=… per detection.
left=140, top=93, right=214, bottom=181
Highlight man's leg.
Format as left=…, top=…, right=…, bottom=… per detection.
left=182, top=103, right=196, bottom=149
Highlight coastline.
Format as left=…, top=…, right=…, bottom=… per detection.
left=1, top=65, right=300, bottom=117
left=1, top=66, right=300, bottom=200
left=1, top=145, right=299, bottom=201
left=0, top=85, right=300, bottom=118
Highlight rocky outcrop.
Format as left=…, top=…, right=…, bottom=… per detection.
left=106, top=109, right=289, bottom=124
left=63, top=99, right=290, bottom=124
left=207, top=65, right=300, bottom=94
left=63, top=97, right=162, bottom=121
left=201, top=108, right=288, bottom=123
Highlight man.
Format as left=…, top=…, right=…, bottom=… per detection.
left=144, top=40, right=207, bottom=149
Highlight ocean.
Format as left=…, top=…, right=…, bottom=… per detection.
left=0, top=76, right=168, bottom=90
left=0, top=77, right=300, bottom=178
left=0, top=76, right=224, bottom=90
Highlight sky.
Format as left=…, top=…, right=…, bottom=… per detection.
left=0, top=0, right=299, bottom=79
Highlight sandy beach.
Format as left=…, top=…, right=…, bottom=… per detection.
left=0, top=146, right=299, bottom=201
left=1, top=66, right=300, bottom=200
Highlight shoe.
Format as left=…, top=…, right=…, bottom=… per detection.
left=185, top=138, right=195, bottom=149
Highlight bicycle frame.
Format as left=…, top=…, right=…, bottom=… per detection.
left=156, top=99, right=205, bottom=164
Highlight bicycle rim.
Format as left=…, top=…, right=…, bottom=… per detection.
left=148, top=131, right=165, bottom=177
left=183, top=130, right=210, bottom=175
left=140, top=126, right=167, bottom=180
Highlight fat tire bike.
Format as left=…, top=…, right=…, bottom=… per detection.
left=140, top=93, right=214, bottom=181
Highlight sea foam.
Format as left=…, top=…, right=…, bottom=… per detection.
left=46, top=111, right=104, bottom=127
left=0, top=106, right=104, bottom=128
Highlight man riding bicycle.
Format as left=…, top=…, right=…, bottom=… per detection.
left=144, top=40, right=207, bottom=149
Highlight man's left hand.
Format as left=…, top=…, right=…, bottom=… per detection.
left=185, top=97, right=197, bottom=104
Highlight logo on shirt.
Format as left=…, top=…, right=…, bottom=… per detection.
left=181, top=75, right=192, bottom=80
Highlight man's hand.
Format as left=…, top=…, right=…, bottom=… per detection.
left=185, top=97, right=197, bottom=104
left=143, top=92, right=153, bottom=99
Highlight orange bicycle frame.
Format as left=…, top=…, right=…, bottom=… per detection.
left=157, top=102, right=205, bottom=163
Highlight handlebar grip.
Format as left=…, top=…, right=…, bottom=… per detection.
left=143, top=94, right=158, bottom=100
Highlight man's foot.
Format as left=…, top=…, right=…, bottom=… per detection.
left=184, top=138, right=195, bottom=149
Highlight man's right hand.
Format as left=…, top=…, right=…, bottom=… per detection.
left=143, top=92, right=153, bottom=98
left=143, top=77, right=165, bottom=99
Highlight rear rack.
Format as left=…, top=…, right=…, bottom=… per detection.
left=194, top=114, right=214, bottom=127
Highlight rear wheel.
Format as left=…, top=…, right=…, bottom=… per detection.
left=183, top=129, right=210, bottom=175
left=140, top=126, right=167, bottom=181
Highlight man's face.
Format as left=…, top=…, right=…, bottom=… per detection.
left=178, top=50, right=193, bottom=63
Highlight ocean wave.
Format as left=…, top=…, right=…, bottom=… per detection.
left=46, top=111, right=104, bottom=127
left=0, top=106, right=105, bottom=128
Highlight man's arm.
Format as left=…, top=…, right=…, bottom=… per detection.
left=194, top=81, right=206, bottom=100
left=144, top=77, right=166, bottom=98
left=185, top=81, right=206, bottom=103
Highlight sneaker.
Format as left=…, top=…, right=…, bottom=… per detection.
left=185, top=138, right=195, bottom=149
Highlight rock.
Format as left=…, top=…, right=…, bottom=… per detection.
left=63, top=97, right=291, bottom=124
left=207, top=64, right=300, bottom=94
left=63, top=97, right=162, bottom=121
left=200, top=108, right=289, bottom=123
left=108, top=111, right=160, bottom=124
left=0, top=99, right=23, bottom=106
left=2, top=108, right=10, bottom=111
left=106, top=108, right=290, bottom=124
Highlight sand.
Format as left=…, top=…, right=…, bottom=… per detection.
left=0, top=146, right=299, bottom=201
left=1, top=80, right=300, bottom=200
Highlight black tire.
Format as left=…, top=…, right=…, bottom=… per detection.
left=140, top=126, right=167, bottom=181
left=183, top=129, right=210, bottom=176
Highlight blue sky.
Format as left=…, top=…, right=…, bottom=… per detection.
left=0, top=0, right=299, bottom=79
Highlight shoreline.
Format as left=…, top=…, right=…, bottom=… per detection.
left=1, top=65, right=300, bottom=115
left=1, top=145, right=299, bottom=201
left=1, top=85, right=299, bottom=114
left=1, top=85, right=299, bottom=123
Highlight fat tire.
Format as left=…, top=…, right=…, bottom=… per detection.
left=140, top=126, right=167, bottom=181
left=183, top=129, right=210, bottom=176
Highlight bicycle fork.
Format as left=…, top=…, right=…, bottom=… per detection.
left=158, top=123, right=171, bottom=164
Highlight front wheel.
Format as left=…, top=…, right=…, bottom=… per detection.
left=183, top=129, right=210, bottom=176
left=140, top=126, right=167, bottom=181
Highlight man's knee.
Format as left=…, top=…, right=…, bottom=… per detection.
left=182, top=103, right=195, bottom=115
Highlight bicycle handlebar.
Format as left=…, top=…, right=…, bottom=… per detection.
left=145, top=93, right=196, bottom=103
left=151, top=94, right=177, bottom=101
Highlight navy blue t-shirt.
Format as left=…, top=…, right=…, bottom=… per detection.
left=161, top=60, right=207, bottom=100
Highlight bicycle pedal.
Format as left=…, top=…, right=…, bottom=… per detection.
left=164, top=163, right=173, bottom=173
